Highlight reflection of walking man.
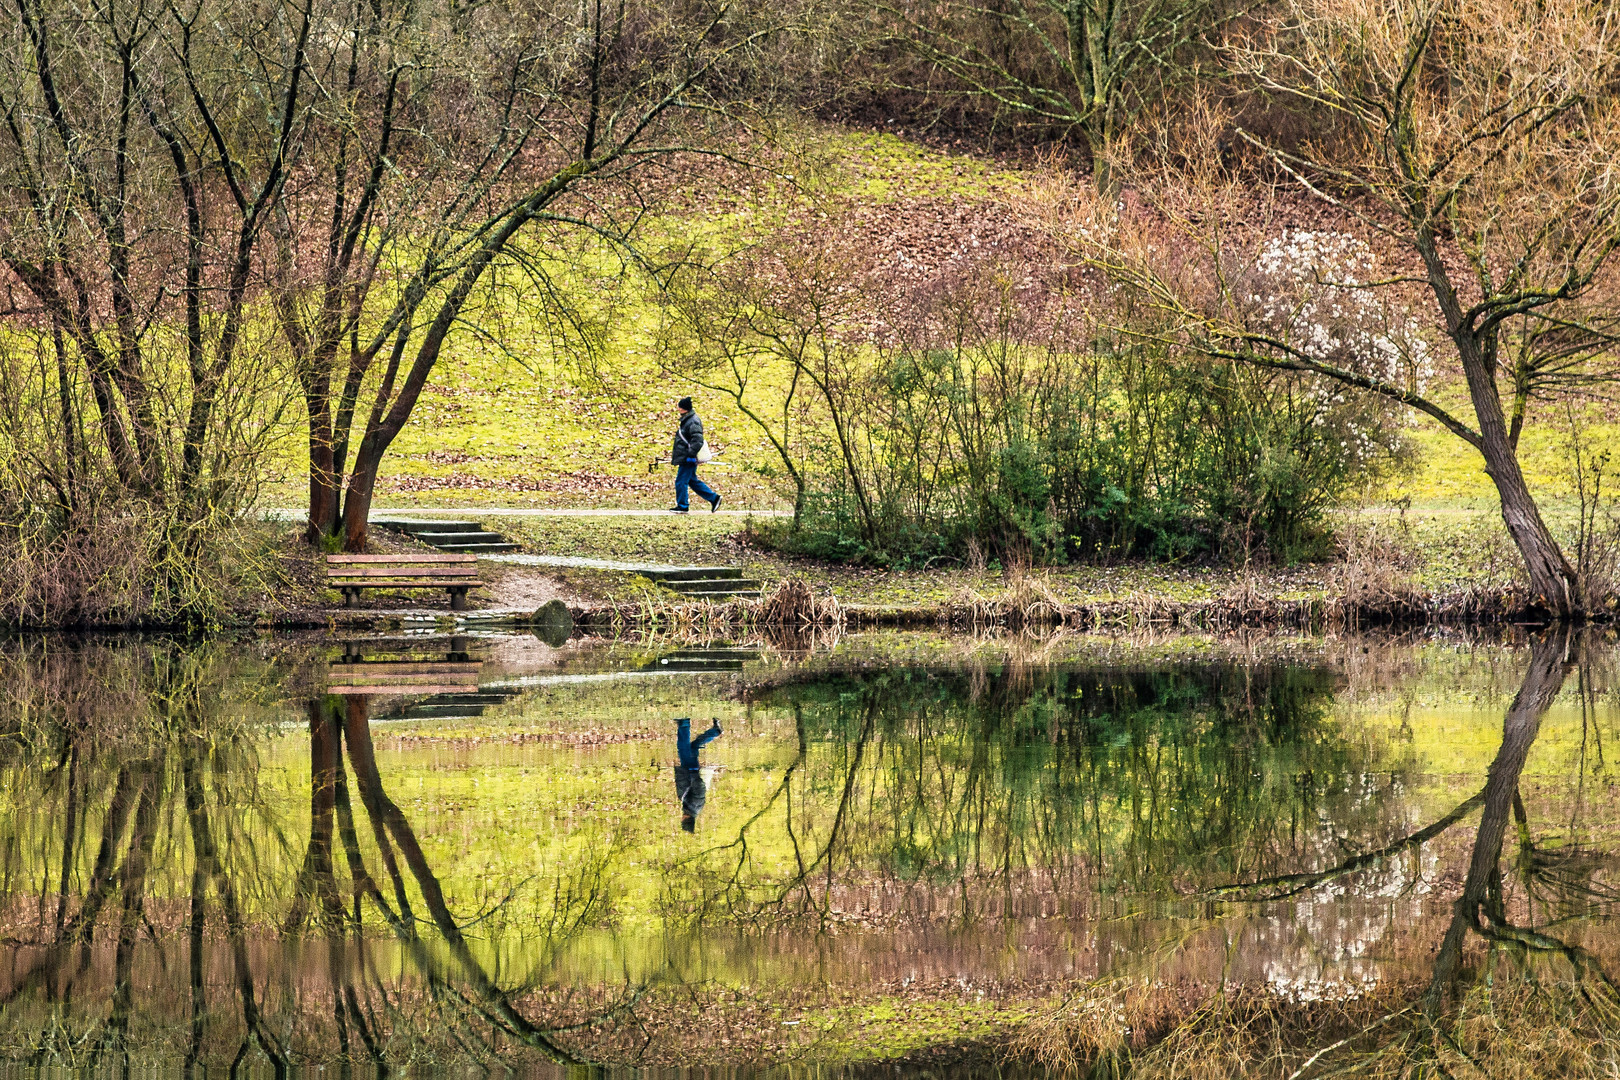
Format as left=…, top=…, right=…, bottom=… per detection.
left=669, top=396, right=721, bottom=513
left=674, top=717, right=722, bottom=832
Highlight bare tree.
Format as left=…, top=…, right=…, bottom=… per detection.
left=656, top=246, right=824, bottom=526
left=262, top=0, right=790, bottom=550
left=0, top=0, right=300, bottom=623
left=884, top=0, right=1239, bottom=191
left=1085, top=0, right=1620, bottom=615
left=659, top=229, right=884, bottom=536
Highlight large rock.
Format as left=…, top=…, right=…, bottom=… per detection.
left=532, top=599, right=573, bottom=647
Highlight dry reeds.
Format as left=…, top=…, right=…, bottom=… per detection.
left=1325, top=521, right=1429, bottom=629
left=580, top=563, right=1563, bottom=639
left=1002, top=975, right=1620, bottom=1079
left=0, top=496, right=278, bottom=629
left=755, top=576, right=842, bottom=627
left=939, top=577, right=1330, bottom=634
left=576, top=576, right=845, bottom=637
left=1008, top=980, right=1195, bottom=1077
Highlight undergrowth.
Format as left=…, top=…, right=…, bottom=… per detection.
left=1007, top=976, right=1620, bottom=1078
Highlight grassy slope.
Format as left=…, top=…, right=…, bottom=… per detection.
left=259, top=121, right=1620, bottom=599
left=260, top=127, right=1029, bottom=513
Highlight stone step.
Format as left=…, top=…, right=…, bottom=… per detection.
left=373, top=519, right=524, bottom=556
left=645, top=658, right=746, bottom=672
left=422, top=531, right=507, bottom=545
left=375, top=520, right=485, bottom=534
left=667, top=578, right=762, bottom=594
left=396, top=703, right=491, bottom=719
left=666, top=648, right=761, bottom=661
left=434, top=542, right=520, bottom=554
left=638, top=566, right=743, bottom=582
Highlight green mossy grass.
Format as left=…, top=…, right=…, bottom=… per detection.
left=260, top=126, right=1031, bottom=514
left=252, top=122, right=1620, bottom=605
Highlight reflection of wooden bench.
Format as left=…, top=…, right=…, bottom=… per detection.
left=327, top=660, right=482, bottom=695
left=326, top=554, right=480, bottom=610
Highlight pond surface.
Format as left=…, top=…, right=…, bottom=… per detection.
left=0, top=630, right=1614, bottom=1076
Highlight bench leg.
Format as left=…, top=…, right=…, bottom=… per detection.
left=344, top=587, right=357, bottom=609
left=449, top=587, right=468, bottom=612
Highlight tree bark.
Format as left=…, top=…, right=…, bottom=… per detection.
left=341, top=457, right=378, bottom=552
left=1480, top=430, right=1581, bottom=615
left=1416, top=231, right=1583, bottom=617
left=307, top=417, right=342, bottom=543
left=1424, top=628, right=1572, bottom=1014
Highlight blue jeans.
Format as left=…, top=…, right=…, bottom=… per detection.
left=674, top=462, right=718, bottom=511
left=676, top=717, right=721, bottom=769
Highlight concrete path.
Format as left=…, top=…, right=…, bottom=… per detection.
left=264, top=507, right=789, bottom=519
left=484, top=553, right=723, bottom=573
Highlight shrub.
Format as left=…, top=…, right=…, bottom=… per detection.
left=759, top=332, right=1406, bottom=568
left=0, top=488, right=278, bottom=629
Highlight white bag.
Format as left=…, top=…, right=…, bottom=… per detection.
left=696, top=441, right=714, bottom=464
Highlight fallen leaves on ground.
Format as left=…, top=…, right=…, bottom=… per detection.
left=383, top=470, right=663, bottom=498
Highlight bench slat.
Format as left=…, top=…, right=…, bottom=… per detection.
left=331, top=580, right=481, bottom=589
left=328, top=565, right=486, bottom=578
left=326, top=554, right=476, bottom=564
left=330, top=678, right=477, bottom=689
left=325, top=552, right=480, bottom=611
left=329, top=574, right=480, bottom=581
left=330, top=677, right=479, bottom=688
left=330, top=663, right=483, bottom=675
left=327, top=689, right=479, bottom=696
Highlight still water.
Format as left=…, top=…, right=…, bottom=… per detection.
left=0, top=630, right=1614, bottom=1075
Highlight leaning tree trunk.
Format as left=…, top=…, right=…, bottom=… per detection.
left=1420, top=235, right=1583, bottom=618
left=1424, top=627, right=1571, bottom=1014
left=1481, top=430, right=1582, bottom=616
left=341, top=457, right=380, bottom=553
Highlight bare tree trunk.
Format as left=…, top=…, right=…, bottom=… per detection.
left=341, top=698, right=417, bottom=928
left=107, top=770, right=160, bottom=1053
left=307, top=416, right=342, bottom=544
left=51, top=323, right=76, bottom=516
left=1417, top=233, right=1582, bottom=617
left=285, top=699, right=345, bottom=932
left=180, top=747, right=284, bottom=1071
left=341, top=458, right=378, bottom=552
left=339, top=699, right=584, bottom=1063
left=1481, top=432, right=1581, bottom=616
left=1425, top=628, right=1572, bottom=1014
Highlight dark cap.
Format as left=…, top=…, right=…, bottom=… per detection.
left=678, top=397, right=693, bottom=412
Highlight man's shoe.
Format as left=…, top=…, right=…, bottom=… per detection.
left=710, top=494, right=722, bottom=513
left=668, top=506, right=689, bottom=513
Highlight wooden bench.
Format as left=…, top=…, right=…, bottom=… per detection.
left=327, top=660, right=482, bottom=695
left=326, top=554, right=481, bottom=610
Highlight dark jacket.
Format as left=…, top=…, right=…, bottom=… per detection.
left=675, top=766, right=706, bottom=817
left=672, top=410, right=705, bottom=463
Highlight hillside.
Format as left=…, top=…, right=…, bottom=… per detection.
left=256, top=123, right=1613, bottom=586
left=260, top=127, right=1039, bottom=513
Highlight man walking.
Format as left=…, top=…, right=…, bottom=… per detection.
left=670, top=396, right=721, bottom=513
left=673, top=717, right=723, bottom=832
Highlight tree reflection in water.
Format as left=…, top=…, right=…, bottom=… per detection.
left=1172, top=630, right=1620, bottom=1077
left=0, top=638, right=600, bottom=1074
left=0, top=634, right=1613, bottom=1075
left=708, top=663, right=1383, bottom=922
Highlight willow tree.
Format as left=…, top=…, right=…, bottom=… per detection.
left=1090, top=0, right=1620, bottom=616
left=263, top=0, right=787, bottom=550
left=0, top=0, right=299, bottom=624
